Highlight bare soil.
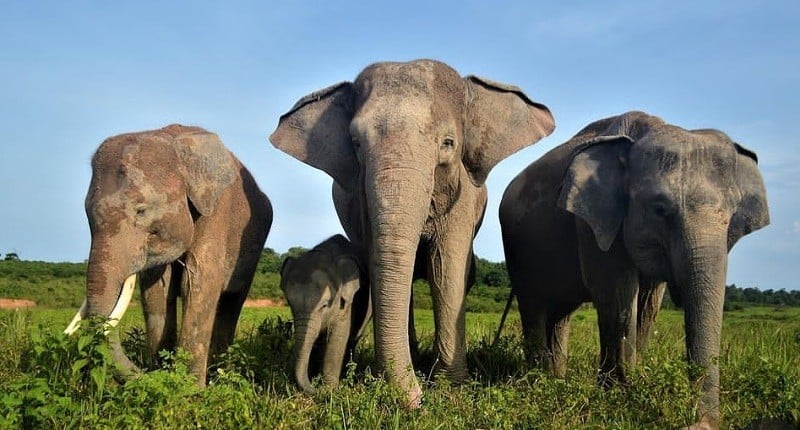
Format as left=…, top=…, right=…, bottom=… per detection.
left=243, top=298, right=283, bottom=308
left=0, top=298, right=37, bottom=309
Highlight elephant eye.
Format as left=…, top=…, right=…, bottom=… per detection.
left=135, top=206, right=147, bottom=217
left=442, top=137, right=455, bottom=148
left=650, top=201, right=673, bottom=219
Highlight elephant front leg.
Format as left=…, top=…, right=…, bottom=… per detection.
left=518, top=298, right=548, bottom=369
left=636, top=277, right=665, bottom=352
left=426, top=238, right=471, bottom=382
left=210, top=290, right=248, bottom=361
left=547, top=304, right=580, bottom=378
left=577, top=223, right=639, bottom=386
left=321, top=320, right=353, bottom=387
left=178, top=255, right=223, bottom=387
left=140, top=264, right=179, bottom=367
left=593, top=280, right=638, bottom=387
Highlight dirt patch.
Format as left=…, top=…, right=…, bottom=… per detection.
left=0, top=298, right=36, bottom=309
left=243, top=298, right=283, bottom=308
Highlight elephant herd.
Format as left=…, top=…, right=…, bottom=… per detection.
left=63, top=59, right=769, bottom=429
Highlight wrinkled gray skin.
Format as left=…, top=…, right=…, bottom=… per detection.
left=281, top=235, right=370, bottom=393
left=271, top=59, right=554, bottom=406
left=499, top=111, right=769, bottom=429
left=78, top=124, right=272, bottom=386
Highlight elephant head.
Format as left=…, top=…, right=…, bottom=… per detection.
left=67, top=124, right=237, bottom=374
left=271, top=59, right=554, bottom=405
left=558, top=111, right=769, bottom=427
left=280, top=241, right=362, bottom=394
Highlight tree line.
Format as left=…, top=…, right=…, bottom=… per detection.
left=1, top=249, right=799, bottom=309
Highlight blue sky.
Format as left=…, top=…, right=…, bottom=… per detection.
left=0, top=1, right=797, bottom=291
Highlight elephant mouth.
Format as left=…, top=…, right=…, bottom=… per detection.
left=64, top=273, right=138, bottom=335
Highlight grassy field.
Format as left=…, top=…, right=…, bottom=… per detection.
left=1, top=304, right=798, bottom=429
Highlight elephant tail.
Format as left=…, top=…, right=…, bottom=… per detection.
left=492, top=288, right=515, bottom=348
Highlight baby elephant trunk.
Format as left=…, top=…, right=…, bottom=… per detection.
left=293, top=317, right=321, bottom=394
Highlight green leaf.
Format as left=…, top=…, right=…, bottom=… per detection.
left=71, top=358, right=89, bottom=374
left=77, top=334, right=91, bottom=352
left=90, top=367, right=107, bottom=393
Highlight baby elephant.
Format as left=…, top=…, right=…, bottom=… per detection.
left=281, top=235, right=370, bottom=393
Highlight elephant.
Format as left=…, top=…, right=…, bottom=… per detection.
left=270, top=59, right=555, bottom=406
left=281, top=234, right=371, bottom=393
left=65, top=124, right=273, bottom=387
left=499, top=111, right=769, bottom=429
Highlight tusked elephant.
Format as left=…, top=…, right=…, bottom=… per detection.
left=281, top=234, right=371, bottom=393
left=270, top=59, right=555, bottom=406
left=499, top=111, right=769, bottom=429
left=65, top=124, right=273, bottom=387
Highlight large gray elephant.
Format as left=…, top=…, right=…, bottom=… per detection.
left=66, top=124, right=273, bottom=386
left=499, top=111, right=769, bottom=429
left=281, top=234, right=370, bottom=393
left=270, top=59, right=555, bottom=406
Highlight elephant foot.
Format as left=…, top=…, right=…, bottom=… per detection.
left=680, top=418, right=717, bottom=430
left=406, top=384, right=423, bottom=409
left=431, top=361, right=468, bottom=384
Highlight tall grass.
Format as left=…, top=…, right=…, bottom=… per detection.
left=0, top=306, right=798, bottom=429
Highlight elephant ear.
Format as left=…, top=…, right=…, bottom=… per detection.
left=172, top=129, right=237, bottom=217
left=558, top=135, right=634, bottom=252
left=280, top=256, right=296, bottom=277
left=269, top=82, right=358, bottom=190
left=463, top=76, right=555, bottom=185
left=728, top=143, right=770, bottom=248
left=335, top=256, right=361, bottom=310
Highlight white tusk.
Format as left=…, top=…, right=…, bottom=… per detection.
left=104, top=274, right=137, bottom=334
left=64, top=298, right=88, bottom=335
left=64, top=274, right=137, bottom=335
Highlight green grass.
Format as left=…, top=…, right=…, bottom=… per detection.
left=1, top=305, right=798, bottom=429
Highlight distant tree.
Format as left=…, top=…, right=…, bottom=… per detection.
left=742, top=287, right=762, bottom=304
left=257, top=248, right=283, bottom=274
left=474, top=257, right=510, bottom=288
left=282, top=246, right=309, bottom=260
left=725, top=284, right=744, bottom=303
left=4, top=252, right=19, bottom=261
left=773, top=289, right=790, bottom=305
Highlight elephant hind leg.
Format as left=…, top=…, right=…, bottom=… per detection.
left=408, top=297, right=421, bottom=363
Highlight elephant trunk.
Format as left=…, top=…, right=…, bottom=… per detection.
left=293, top=317, right=321, bottom=394
left=85, top=242, right=129, bottom=318
left=69, top=239, right=142, bottom=377
left=366, top=163, right=432, bottom=408
left=674, top=222, right=729, bottom=428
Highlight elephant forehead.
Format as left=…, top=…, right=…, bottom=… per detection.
left=357, top=61, right=435, bottom=94
left=632, top=132, right=737, bottom=174
left=284, top=271, right=334, bottom=307
left=284, top=258, right=333, bottom=284
left=355, top=61, right=463, bottom=110
left=122, top=139, right=181, bottom=181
